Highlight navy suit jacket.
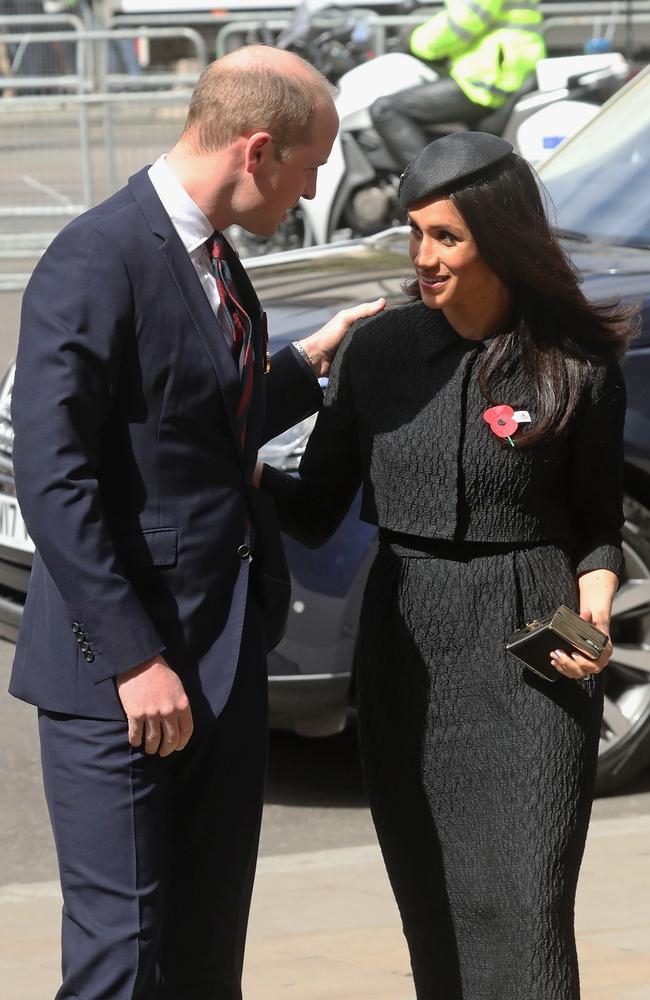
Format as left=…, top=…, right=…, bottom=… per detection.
left=9, top=167, right=322, bottom=721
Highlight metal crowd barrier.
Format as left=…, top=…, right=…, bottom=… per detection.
left=110, top=2, right=650, bottom=60
left=0, top=9, right=84, bottom=89
left=3, top=3, right=648, bottom=79
left=0, top=88, right=193, bottom=290
left=211, top=4, right=650, bottom=58
left=2, top=0, right=650, bottom=295
left=0, top=22, right=207, bottom=93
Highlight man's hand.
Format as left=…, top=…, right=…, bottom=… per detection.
left=116, top=655, right=194, bottom=756
left=297, top=298, right=386, bottom=378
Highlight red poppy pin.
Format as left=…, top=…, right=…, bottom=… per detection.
left=483, top=405, right=531, bottom=448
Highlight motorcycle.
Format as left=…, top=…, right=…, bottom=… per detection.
left=273, top=0, right=375, bottom=84
left=227, top=0, right=377, bottom=256
left=229, top=0, right=629, bottom=255
left=301, top=48, right=631, bottom=246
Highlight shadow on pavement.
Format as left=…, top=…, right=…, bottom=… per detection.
left=599, top=765, right=650, bottom=799
left=266, top=726, right=368, bottom=808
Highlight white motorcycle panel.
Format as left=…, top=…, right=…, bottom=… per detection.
left=517, top=100, right=601, bottom=165
left=303, top=54, right=437, bottom=244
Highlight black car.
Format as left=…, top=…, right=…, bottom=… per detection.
left=2, top=70, right=650, bottom=794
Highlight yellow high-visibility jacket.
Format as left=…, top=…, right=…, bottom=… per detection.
left=410, top=0, right=545, bottom=108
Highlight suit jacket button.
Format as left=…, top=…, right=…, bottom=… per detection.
left=80, top=642, right=90, bottom=652
left=84, top=652, right=95, bottom=663
left=72, top=623, right=80, bottom=633
left=237, top=544, right=251, bottom=560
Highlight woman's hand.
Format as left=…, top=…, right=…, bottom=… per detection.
left=549, top=609, right=612, bottom=681
left=550, top=568, right=618, bottom=681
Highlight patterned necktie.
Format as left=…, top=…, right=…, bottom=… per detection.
left=208, top=232, right=255, bottom=448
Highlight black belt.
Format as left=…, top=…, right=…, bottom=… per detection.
left=378, top=529, right=566, bottom=560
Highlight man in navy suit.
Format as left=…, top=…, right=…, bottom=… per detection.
left=9, top=45, right=383, bottom=999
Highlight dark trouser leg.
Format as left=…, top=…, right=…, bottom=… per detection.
left=158, top=596, right=269, bottom=999
left=39, top=596, right=269, bottom=1000
left=39, top=711, right=171, bottom=1000
left=370, top=78, right=486, bottom=170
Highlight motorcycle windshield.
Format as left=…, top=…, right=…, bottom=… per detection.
left=539, top=66, right=650, bottom=249
left=276, top=0, right=334, bottom=48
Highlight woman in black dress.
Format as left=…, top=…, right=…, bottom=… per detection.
left=257, top=132, right=637, bottom=999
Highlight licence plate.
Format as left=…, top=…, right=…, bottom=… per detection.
left=0, top=494, right=34, bottom=554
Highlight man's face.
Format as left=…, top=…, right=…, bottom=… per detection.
left=239, top=100, right=339, bottom=236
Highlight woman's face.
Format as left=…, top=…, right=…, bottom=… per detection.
left=408, top=197, right=502, bottom=313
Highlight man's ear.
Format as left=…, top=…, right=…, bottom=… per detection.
left=244, top=132, right=274, bottom=174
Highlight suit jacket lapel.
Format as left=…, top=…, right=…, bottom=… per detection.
left=128, top=167, right=242, bottom=455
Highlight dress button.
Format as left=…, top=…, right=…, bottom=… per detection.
left=237, top=544, right=251, bottom=560
left=80, top=642, right=90, bottom=652
left=84, top=652, right=95, bottom=663
left=71, top=623, right=80, bottom=633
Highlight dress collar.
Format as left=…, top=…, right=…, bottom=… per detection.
left=413, top=303, right=488, bottom=361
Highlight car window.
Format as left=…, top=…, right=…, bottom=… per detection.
left=539, top=68, right=650, bottom=249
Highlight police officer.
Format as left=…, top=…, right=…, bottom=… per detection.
left=370, top=0, right=545, bottom=170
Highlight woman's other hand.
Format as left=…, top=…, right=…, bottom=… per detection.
left=550, top=608, right=612, bottom=680
left=551, top=569, right=618, bottom=680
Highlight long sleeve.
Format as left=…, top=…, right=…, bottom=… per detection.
left=410, top=0, right=498, bottom=62
left=570, top=361, right=626, bottom=577
left=261, top=345, right=323, bottom=445
left=260, top=326, right=362, bottom=548
left=12, top=222, right=165, bottom=682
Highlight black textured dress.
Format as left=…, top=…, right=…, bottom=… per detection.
left=261, top=302, right=626, bottom=1000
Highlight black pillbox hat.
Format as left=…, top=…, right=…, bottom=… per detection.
left=398, top=131, right=513, bottom=209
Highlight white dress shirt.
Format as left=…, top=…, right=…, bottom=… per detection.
left=148, top=154, right=317, bottom=387
left=148, top=154, right=221, bottom=320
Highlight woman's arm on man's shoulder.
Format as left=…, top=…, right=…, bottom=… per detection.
left=258, top=318, right=367, bottom=548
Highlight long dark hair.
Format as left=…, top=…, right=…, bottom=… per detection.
left=404, top=153, right=638, bottom=448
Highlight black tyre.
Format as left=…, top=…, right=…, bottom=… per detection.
left=596, top=495, right=650, bottom=794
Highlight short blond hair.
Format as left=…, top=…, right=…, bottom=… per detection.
left=183, top=57, right=332, bottom=160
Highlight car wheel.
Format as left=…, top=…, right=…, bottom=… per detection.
left=596, top=495, right=650, bottom=794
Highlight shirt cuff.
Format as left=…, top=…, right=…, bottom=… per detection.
left=290, top=343, right=320, bottom=387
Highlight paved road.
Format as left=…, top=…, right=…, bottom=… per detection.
left=0, top=291, right=20, bottom=373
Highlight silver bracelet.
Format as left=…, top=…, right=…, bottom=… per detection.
left=292, top=340, right=313, bottom=368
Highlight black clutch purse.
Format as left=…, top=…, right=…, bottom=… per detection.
left=505, top=605, right=608, bottom=682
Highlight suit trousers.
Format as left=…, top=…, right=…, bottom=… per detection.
left=370, top=77, right=486, bottom=170
left=38, top=596, right=269, bottom=1000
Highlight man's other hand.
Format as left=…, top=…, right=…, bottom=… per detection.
left=297, top=297, right=386, bottom=378
left=117, top=655, right=194, bottom=756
